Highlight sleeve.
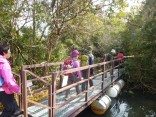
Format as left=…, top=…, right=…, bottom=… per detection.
left=102, top=54, right=105, bottom=61
left=88, top=54, right=94, bottom=65
left=74, top=61, right=82, bottom=78
left=1, top=63, right=20, bottom=93
left=89, top=56, right=91, bottom=65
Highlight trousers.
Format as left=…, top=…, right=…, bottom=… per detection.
left=65, top=75, right=80, bottom=98
left=0, top=91, right=19, bottom=117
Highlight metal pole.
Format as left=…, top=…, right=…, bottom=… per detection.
left=111, top=61, right=114, bottom=83
left=101, top=63, right=105, bottom=92
left=118, top=61, right=120, bottom=78
left=52, top=73, right=57, bottom=117
left=85, top=68, right=90, bottom=102
left=20, top=66, right=25, bottom=111
left=48, top=85, right=52, bottom=117
left=59, top=64, right=63, bottom=88
left=22, top=70, right=28, bottom=117
left=18, top=71, right=22, bottom=111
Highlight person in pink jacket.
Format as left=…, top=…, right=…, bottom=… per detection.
left=0, top=44, right=21, bottom=117
left=65, top=50, right=83, bottom=100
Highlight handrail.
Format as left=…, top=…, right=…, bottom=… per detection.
left=20, top=57, right=132, bottom=117
left=59, top=58, right=124, bottom=75
left=50, top=58, right=124, bottom=116
left=22, top=62, right=63, bottom=69
left=12, top=72, right=22, bottom=110
left=25, top=70, right=51, bottom=85
left=27, top=99, right=52, bottom=109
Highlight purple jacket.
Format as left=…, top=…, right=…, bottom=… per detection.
left=73, top=58, right=82, bottom=78
left=0, top=55, right=20, bottom=94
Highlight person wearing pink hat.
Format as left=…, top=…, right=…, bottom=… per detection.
left=65, top=50, right=83, bottom=100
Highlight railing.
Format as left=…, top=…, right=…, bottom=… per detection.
left=12, top=72, right=22, bottom=109
left=51, top=59, right=124, bottom=117
left=20, top=57, right=127, bottom=117
left=21, top=62, right=63, bottom=117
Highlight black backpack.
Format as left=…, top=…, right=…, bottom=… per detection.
left=105, top=53, right=111, bottom=61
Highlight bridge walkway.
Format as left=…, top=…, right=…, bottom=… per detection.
left=0, top=57, right=130, bottom=117
left=26, top=69, right=122, bottom=117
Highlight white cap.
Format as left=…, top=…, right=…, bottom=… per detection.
left=111, top=49, right=116, bottom=54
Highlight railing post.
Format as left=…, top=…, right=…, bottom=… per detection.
left=59, top=64, right=63, bottom=88
left=101, top=63, right=105, bottom=92
left=52, top=73, right=57, bottom=117
left=17, top=71, right=22, bottom=111
left=111, top=60, right=114, bottom=83
left=85, top=68, right=90, bottom=103
left=59, top=64, right=63, bottom=71
left=19, top=66, right=25, bottom=111
left=22, top=70, right=28, bottom=117
left=118, top=61, right=120, bottom=78
left=48, top=85, right=52, bottom=117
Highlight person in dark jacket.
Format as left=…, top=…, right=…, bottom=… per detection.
left=87, top=46, right=94, bottom=87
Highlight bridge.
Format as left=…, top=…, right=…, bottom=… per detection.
left=10, top=57, right=132, bottom=117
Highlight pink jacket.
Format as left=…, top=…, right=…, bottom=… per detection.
left=117, top=53, right=124, bottom=62
left=0, top=55, right=20, bottom=94
left=73, top=58, right=82, bottom=78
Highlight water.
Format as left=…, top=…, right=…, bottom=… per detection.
left=77, top=91, right=156, bottom=117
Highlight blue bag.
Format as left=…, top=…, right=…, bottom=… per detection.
left=0, top=77, right=4, bottom=87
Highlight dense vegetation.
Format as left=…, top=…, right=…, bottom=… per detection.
left=0, top=0, right=155, bottom=93
left=121, top=0, right=156, bottom=94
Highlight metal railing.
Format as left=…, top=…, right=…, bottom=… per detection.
left=19, top=57, right=128, bottom=117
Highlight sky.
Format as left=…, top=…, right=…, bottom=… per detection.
left=92, top=0, right=145, bottom=12
left=126, top=0, right=145, bottom=12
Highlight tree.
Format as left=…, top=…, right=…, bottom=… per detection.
left=120, top=0, right=156, bottom=93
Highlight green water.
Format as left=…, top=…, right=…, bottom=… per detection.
left=77, top=91, right=156, bottom=117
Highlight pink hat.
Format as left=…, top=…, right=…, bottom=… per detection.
left=72, top=50, right=79, bottom=57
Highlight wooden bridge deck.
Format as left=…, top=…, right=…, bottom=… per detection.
left=26, top=69, right=122, bottom=117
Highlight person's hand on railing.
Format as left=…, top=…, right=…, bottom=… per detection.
left=16, top=88, right=21, bottom=95
left=80, top=77, right=83, bottom=80
left=17, top=92, right=21, bottom=95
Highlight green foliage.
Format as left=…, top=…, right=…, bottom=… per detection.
left=120, top=0, right=156, bottom=93
left=0, top=0, right=130, bottom=65
left=1, top=0, right=154, bottom=93
left=51, top=43, right=68, bottom=62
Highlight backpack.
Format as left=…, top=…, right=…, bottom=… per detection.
left=88, top=53, right=94, bottom=65
left=63, top=57, right=74, bottom=76
left=105, top=53, right=111, bottom=61
left=0, top=77, right=4, bottom=87
left=80, top=55, right=88, bottom=66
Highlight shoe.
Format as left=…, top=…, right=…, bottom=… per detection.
left=65, top=95, right=72, bottom=101
left=65, top=96, right=70, bottom=101
left=11, top=110, right=23, bottom=117
left=82, top=89, right=85, bottom=92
